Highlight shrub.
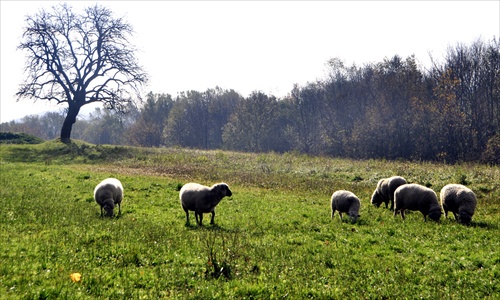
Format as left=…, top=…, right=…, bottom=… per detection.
left=481, top=133, right=500, bottom=165
left=0, top=132, right=44, bottom=144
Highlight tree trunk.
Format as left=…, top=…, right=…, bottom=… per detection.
left=60, top=105, right=81, bottom=143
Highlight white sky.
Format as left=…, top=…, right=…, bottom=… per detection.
left=1, top=0, right=499, bottom=123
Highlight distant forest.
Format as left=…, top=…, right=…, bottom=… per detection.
left=2, top=38, right=499, bottom=164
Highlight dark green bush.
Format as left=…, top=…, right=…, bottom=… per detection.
left=0, top=132, right=44, bottom=144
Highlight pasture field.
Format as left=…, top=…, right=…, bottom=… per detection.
left=0, top=140, right=499, bottom=299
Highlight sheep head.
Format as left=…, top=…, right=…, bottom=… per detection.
left=214, top=183, right=232, bottom=197
left=427, top=207, right=442, bottom=222
left=370, top=191, right=383, bottom=207
left=102, top=198, right=115, bottom=217
left=458, top=211, right=472, bottom=225
left=349, top=213, right=361, bottom=223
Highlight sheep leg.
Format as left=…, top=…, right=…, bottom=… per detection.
left=210, top=211, right=215, bottom=225
left=100, top=207, right=104, bottom=217
left=452, top=212, right=458, bottom=221
left=195, top=212, right=203, bottom=226
left=400, top=209, right=406, bottom=220
left=331, top=210, right=335, bottom=220
left=338, top=212, right=343, bottom=221
left=181, top=205, right=190, bottom=225
left=118, top=203, right=121, bottom=215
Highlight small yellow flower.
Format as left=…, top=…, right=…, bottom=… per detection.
left=70, top=273, right=82, bottom=282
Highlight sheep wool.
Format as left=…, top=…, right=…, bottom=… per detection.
left=180, top=182, right=232, bottom=226
left=330, top=190, right=361, bottom=222
left=371, top=176, right=407, bottom=210
left=394, top=183, right=441, bottom=221
left=94, top=178, right=123, bottom=217
left=440, top=184, right=477, bottom=225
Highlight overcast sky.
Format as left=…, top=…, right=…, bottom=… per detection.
left=1, top=1, right=499, bottom=123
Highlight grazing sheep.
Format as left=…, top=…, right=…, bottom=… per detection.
left=394, top=184, right=441, bottom=221
left=440, top=184, right=477, bottom=225
left=180, top=182, right=232, bottom=226
left=330, top=190, right=361, bottom=222
left=94, top=178, right=123, bottom=217
left=371, top=176, right=407, bottom=210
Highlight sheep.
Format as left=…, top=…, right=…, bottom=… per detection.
left=330, top=190, right=361, bottom=222
left=94, top=178, right=123, bottom=217
left=370, top=176, right=407, bottom=210
left=440, top=184, right=477, bottom=225
left=179, top=182, right=232, bottom=226
left=393, top=183, right=441, bottom=221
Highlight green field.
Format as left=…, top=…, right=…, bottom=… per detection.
left=1, top=140, right=499, bottom=299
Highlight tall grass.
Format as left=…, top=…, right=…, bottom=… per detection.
left=0, top=141, right=499, bottom=299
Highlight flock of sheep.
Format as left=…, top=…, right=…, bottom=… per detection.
left=93, top=175, right=477, bottom=226
left=332, top=175, right=478, bottom=224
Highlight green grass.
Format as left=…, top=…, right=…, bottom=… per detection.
left=0, top=141, right=499, bottom=299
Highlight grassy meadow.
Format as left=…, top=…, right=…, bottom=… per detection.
left=0, top=140, right=499, bottom=299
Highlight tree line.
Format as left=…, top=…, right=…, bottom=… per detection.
left=2, top=38, right=499, bottom=164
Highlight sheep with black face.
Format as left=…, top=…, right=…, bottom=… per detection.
left=94, top=178, right=123, bottom=217
left=330, top=190, right=361, bottom=222
left=394, top=183, right=441, bottom=222
left=180, top=182, right=232, bottom=226
left=440, top=184, right=477, bottom=225
left=371, top=176, right=407, bottom=210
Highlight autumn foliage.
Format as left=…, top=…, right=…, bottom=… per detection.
left=3, top=38, right=499, bottom=164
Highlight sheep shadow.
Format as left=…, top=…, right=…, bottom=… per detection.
left=184, top=222, right=239, bottom=234
left=331, top=217, right=367, bottom=226
left=185, top=222, right=212, bottom=230
left=468, top=220, right=496, bottom=229
left=433, top=217, right=496, bottom=229
left=97, top=211, right=125, bottom=220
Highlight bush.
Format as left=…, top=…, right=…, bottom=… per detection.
left=482, top=133, right=500, bottom=165
left=0, top=132, right=44, bottom=144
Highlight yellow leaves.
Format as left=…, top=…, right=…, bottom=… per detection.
left=433, top=68, right=460, bottom=103
left=70, top=272, right=82, bottom=282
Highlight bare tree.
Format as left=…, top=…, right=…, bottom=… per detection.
left=16, top=3, right=147, bottom=143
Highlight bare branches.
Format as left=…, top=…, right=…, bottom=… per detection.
left=16, top=3, right=147, bottom=141
left=16, top=3, right=147, bottom=108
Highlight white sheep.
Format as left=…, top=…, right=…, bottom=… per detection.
left=330, top=190, right=361, bottom=222
left=179, top=182, right=232, bottom=226
left=394, top=183, right=441, bottom=221
left=94, top=178, right=123, bottom=217
left=371, top=176, right=407, bottom=210
left=440, top=184, right=477, bottom=225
